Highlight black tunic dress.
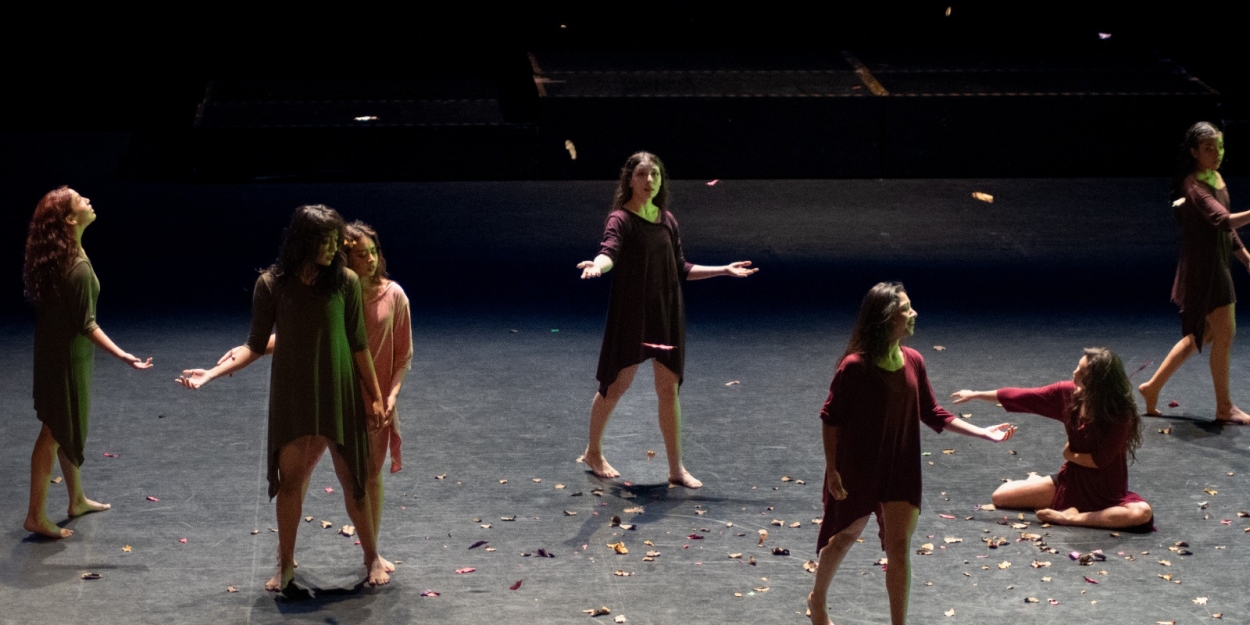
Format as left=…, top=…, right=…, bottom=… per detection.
left=595, top=209, right=693, bottom=396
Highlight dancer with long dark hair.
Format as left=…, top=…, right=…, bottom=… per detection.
left=952, top=348, right=1153, bottom=530
left=23, top=187, right=153, bottom=539
left=1139, top=122, right=1250, bottom=423
left=178, top=205, right=389, bottom=591
left=577, top=151, right=757, bottom=489
left=807, top=282, right=1015, bottom=625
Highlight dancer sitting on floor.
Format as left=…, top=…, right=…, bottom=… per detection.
left=1138, top=121, right=1250, bottom=423
left=219, top=219, right=412, bottom=576
left=178, top=205, right=389, bottom=592
left=952, top=347, right=1153, bottom=530
left=808, top=282, right=1015, bottom=625
left=577, top=151, right=757, bottom=489
left=23, top=187, right=153, bottom=539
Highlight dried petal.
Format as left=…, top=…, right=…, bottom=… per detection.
left=607, top=541, right=629, bottom=554
left=1031, top=560, right=1051, bottom=568
left=583, top=606, right=611, bottom=616
left=455, top=567, right=476, bottom=574
left=757, top=529, right=768, bottom=545
left=623, top=506, right=644, bottom=514
left=944, top=537, right=963, bottom=544
left=564, top=510, right=577, bottom=516
left=81, top=572, right=101, bottom=580
left=939, top=514, right=956, bottom=519
left=772, top=547, right=790, bottom=556
left=646, top=450, right=656, bottom=458
left=227, top=586, right=238, bottom=593
left=934, top=345, right=947, bottom=351
left=509, top=580, right=522, bottom=591
left=321, top=521, right=333, bottom=529
left=789, top=522, right=801, bottom=528
left=555, top=484, right=566, bottom=490
left=1193, top=597, right=1208, bottom=606
left=614, top=616, right=627, bottom=624
left=945, top=608, right=956, bottom=617
left=340, top=525, right=355, bottom=537
left=1025, top=597, right=1040, bottom=603
left=1083, top=576, right=1099, bottom=584
left=51, top=477, right=63, bottom=484
left=971, top=192, right=994, bottom=203
left=501, top=515, right=516, bottom=521
left=687, top=534, right=704, bottom=540
left=468, top=540, right=488, bottom=550
left=998, top=561, right=1012, bottom=570
left=146, top=496, right=160, bottom=502
left=420, top=590, right=441, bottom=597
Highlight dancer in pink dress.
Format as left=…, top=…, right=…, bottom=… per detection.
left=952, top=348, right=1153, bottom=530
left=808, top=282, right=1016, bottom=625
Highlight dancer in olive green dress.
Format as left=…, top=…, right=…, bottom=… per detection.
left=178, top=205, right=388, bottom=592
left=23, top=187, right=153, bottom=539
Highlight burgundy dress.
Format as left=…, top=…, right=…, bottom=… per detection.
left=1172, top=173, right=1244, bottom=348
left=997, top=382, right=1146, bottom=514
left=595, top=209, right=693, bottom=396
left=816, top=347, right=956, bottom=552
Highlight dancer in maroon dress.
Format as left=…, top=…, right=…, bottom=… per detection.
left=952, top=348, right=1153, bottom=530
left=577, top=151, right=757, bottom=489
left=807, top=282, right=1015, bottom=625
left=1139, top=122, right=1250, bottom=423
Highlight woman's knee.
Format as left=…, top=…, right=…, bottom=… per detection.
left=1127, top=502, right=1153, bottom=526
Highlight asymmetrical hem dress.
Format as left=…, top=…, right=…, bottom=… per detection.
left=363, top=279, right=412, bottom=473
left=595, top=209, right=693, bottom=396
left=1172, top=173, right=1244, bottom=349
left=33, top=249, right=99, bottom=468
left=816, top=347, right=956, bottom=552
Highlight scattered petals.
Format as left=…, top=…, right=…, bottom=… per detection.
left=501, top=515, right=517, bottom=522
left=564, top=510, right=577, bottom=516
left=1031, top=560, right=1051, bottom=568
left=978, top=504, right=996, bottom=511
left=942, top=449, right=955, bottom=455
left=435, top=473, right=447, bottom=480
left=944, top=537, right=963, bottom=544
left=103, top=453, right=119, bottom=458
left=122, top=545, right=132, bottom=552
left=1048, top=599, right=1059, bottom=606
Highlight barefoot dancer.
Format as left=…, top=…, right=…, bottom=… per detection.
left=808, top=282, right=1015, bottom=625
left=952, top=348, right=1153, bottom=530
left=577, top=152, right=757, bottom=488
left=178, top=205, right=389, bottom=591
left=1139, top=122, right=1250, bottom=423
left=220, top=220, right=413, bottom=575
left=22, top=187, right=154, bottom=539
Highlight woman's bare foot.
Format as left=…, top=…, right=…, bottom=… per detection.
left=1138, top=383, right=1161, bottom=416
left=374, top=555, right=396, bottom=573
left=807, top=592, right=834, bottom=625
left=1216, top=405, right=1250, bottom=424
left=23, top=515, right=72, bottom=539
left=668, top=467, right=702, bottom=489
left=1036, top=507, right=1080, bottom=525
left=265, top=564, right=295, bottom=592
left=579, top=449, right=620, bottom=478
left=367, top=558, right=391, bottom=586
left=68, top=498, right=110, bottom=517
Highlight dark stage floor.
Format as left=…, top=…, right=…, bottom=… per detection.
left=2, top=177, right=1250, bottom=624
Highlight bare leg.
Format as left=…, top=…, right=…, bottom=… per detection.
left=266, top=436, right=325, bottom=592
left=24, top=425, right=71, bottom=538
left=807, top=515, right=870, bottom=625
left=1139, top=335, right=1197, bottom=416
left=991, top=473, right=1056, bottom=511
left=581, top=364, right=639, bottom=478
left=653, top=361, right=700, bottom=488
left=880, top=502, right=920, bottom=625
left=365, top=426, right=393, bottom=573
left=1037, top=501, right=1153, bottom=528
left=61, top=448, right=109, bottom=517
left=328, top=444, right=388, bottom=586
left=1206, top=305, right=1250, bottom=423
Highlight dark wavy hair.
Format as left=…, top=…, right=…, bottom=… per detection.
left=611, top=151, right=670, bottom=215
left=266, top=205, right=347, bottom=293
left=840, top=281, right=907, bottom=367
left=23, top=186, right=80, bottom=305
left=1172, top=121, right=1223, bottom=201
left=1072, top=347, right=1143, bottom=462
left=345, top=220, right=388, bottom=284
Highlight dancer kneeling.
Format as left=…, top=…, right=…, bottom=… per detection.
left=808, top=282, right=1015, bottom=625
left=178, top=205, right=389, bottom=592
left=951, top=347, right=1153, bottom=530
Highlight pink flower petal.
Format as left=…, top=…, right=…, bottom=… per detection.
left=706, top=180, right=719, bottom=186
left=510, top=580, right=523, bottom=591
left=455, top=567, right=476, bottom=574
left=146, top=496, right=160, bottom=502
left=179, top=538, right=187, bottom=544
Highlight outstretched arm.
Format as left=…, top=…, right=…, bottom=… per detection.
left=943, top=417, right=1017, bottom=442
left=178, top=346, right=262, bottom=389
left=89, top=327, right=153, bottom=369
left=950, top=389, right=999, bottom=404
left=577, top=254, right=614, bottom=279
left=685, top=261, right=758, bottom=281
left=218, top=333, right=275, bottom=366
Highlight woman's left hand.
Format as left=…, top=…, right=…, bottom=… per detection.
left=125, top=354, right=154, bottom=370
left=724, top=261, right=758, bottom=278
left=981, top=422, right=1017, bottom=442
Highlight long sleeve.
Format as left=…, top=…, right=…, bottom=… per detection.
left=246, top=274, right=277, bottom=354
left=819, top=356, right=863, bottom=428
left=598, top=211, right=628, bottom=262
left=343, top=272, right=369, bottom=353
left=911, top=350, right=957, bottom=433
left=667, top=213, right=694, bottom=280
left=1187, top=176, right=1245, bottom=250
left=997, top=382, right=1074, bottom=423
left=390, top=286, right=413, bottom=391
left=68, top=261, right=99, bottom=335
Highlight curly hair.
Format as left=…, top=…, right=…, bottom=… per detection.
left=23, top=186, right=79, bottom=305
left=841, top=281, right=907, bottom=367
left=610, top=151, right=670, bottom=215
left=1072, top=347, right=1143, bottom=461
left=266, top=205, right=347, bottom=293
left=1172, top=121, right=1222, bottom=201
left=344, top=220, right=388, bottom=284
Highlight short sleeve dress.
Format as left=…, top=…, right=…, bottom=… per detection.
left=362, top=280, right=412, bottom=473
left=997, top=382, right=1147, bottom=516
left=1172, top=173, right=1244, bottom=348
left=247, top=268, right=372, bottom=499
left=32, top=249, right=100, bottom=468
left=816, top=347, right=956, bottom=552
left=595, top=209, right=694, bottom=396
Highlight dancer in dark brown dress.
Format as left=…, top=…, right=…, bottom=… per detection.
left=23, top=187, right=153, bottom=539
left=952, top=348, right=1153, bottom=530
left=178, top=205, right=388, bottom=592
left=807, top=282, right=1015, bottom=625
left=1138, top=122, right=1250, bottom=423
left=577, top=152, right=757, bottom=488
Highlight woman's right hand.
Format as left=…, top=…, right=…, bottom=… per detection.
left=950, top=390, right=976, bottom=404
left=176, top=369, right=213, bottom=390
left=577, top=260, right=601, bottom=279
left=825, top=469, right=848, bottom=500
